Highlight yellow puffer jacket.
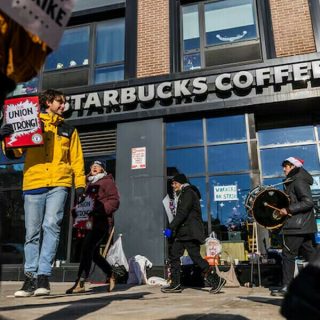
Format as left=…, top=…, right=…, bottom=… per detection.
left=11, top=113, right=85, bottom=191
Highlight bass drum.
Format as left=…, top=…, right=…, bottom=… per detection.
left=245, top=186, right=290, bottom=230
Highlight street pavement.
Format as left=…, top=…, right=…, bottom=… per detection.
left=0, top=281, right=285, bottom=320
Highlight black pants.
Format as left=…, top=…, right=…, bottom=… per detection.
left=282, top=234, right=315, bottom=286
left=169, top=239, right=209, bottom=285
left=77, top=228, right=112, bottom=280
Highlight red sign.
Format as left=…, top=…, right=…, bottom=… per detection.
left=73, top=195, right=95, bottom=230
left=4, top=96, right=43, bottom=148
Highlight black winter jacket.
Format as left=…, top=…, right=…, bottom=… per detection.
left=282, top=167, right=316, bottom=235
left=169, top=185, right=206, bottom=243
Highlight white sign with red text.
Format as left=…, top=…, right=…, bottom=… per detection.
left=131, top=147, right=146, bottom=170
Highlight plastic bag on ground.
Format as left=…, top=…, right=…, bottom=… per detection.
left=106, top=235, right=129, bottom=271
left=127, top=255, right=152, bottom=285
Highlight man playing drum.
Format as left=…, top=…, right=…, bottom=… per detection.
left=271, top=157, right=316, bottom=297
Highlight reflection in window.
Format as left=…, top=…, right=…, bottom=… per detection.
left=0, top=190, right=25, bottom=264
left=259, top=126, right=315, bottom=146
left=166, top=120, right=203, bottom=147
left=167, top=148, right=205, bottom=175
left=95, top=19, right=125, bottom=65
left=210, top=174, right=250, bottom=227
left=94, top=19, right=125, bottom=84
left=207, top=115, right=246, bottom=143
left=9, top=77, right=39, bottom=96
left=260, top=145, right=320, bottom=177
left=182, top=5, right=200, bottom=52
left=44, top=26, right=90, bottom=71
left=205, top=0, right=257, bottom=46
left=208, top=143, right=249, bottom=173
left=183, top=53, right=201, bottom=71
left=95, top=65, right=124, bottom=84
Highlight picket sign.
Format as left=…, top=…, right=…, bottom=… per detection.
left=0, top=0, right=75, bottom=49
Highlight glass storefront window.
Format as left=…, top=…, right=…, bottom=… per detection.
left=208, top=143, right=249, bottom=173
left=166, top=115, right=251, bottom=236
left=207, top=115, right=246, bottom=143
left=210, top=174, right=251, bottom=227
left=166, top=120, right=203, bottom=147
left=260, top=145, right=320, bottom=177
left=167, top=147, right=205, bottom=175
left=44, top=26, right=90, bottom=71
left=259, top=126, right=315, bottom=146
left=204, top=0, right=257, bottom=46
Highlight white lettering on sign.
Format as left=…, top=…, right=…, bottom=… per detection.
left=0, top=0, right=75, bottom=49
left=5, top=100, right=39, bottom=146
left=214, top=185, right=238, bottom=201
left=131, top=147, right=146, bottom=170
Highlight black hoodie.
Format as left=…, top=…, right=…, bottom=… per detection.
left=282, top=167, right=317, bottom=234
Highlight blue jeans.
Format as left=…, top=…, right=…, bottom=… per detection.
left=24, top=187, right=69, bottom=276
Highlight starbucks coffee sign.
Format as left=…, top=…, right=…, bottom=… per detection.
left=64, top=60, right=320, bottom=116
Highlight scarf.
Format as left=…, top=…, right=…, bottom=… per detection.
left=87, top=172, right=107, bottom=184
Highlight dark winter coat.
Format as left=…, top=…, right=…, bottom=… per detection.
left=282, top=167, right=316, bottom=235
left=86, top=174, right=120, bottom=232
left=169, top=184, right=206, bottom=243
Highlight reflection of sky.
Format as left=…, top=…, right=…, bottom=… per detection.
left=0, top=163, right=24, bottom=171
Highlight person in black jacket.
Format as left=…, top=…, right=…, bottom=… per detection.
left=271, top=157, right=316, bottom=297
left=161, top=173, right=225, bottom=293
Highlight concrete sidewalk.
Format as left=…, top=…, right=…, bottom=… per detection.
left=0, top=281, right=285, bottom=320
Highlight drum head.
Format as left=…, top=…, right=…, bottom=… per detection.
left=251, top=188, right=289, bottom=230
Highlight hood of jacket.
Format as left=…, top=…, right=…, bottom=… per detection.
left=285, top=167, right=313, bottom=186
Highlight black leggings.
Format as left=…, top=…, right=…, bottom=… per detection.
left=77, top=228, right=112, bottom=280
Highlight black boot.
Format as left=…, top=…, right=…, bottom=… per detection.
left=203, top=267, right=226, bottom=294
left=161, top=282, right=182, bottom=293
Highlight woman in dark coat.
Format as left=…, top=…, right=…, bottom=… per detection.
left=66, top=160, right=120, bottom=294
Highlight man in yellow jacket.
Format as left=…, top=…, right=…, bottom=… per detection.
left=3, top=89, right=86, bottom=297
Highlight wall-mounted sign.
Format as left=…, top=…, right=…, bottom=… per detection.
left=64, top=60, right=320, bottom=117
left=311, top=176, right=320, bottom=190
left=131, top=147, right=146, bottom=170
left=214, top=185, right=238, bottom=201
left=4, top=96, right=43, bottom=148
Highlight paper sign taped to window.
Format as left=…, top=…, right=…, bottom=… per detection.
left=0, top=0, right=75, bottom=49
left=214, top=185, right=238, bottom=201
left=4, top=96, right=44, bottom=148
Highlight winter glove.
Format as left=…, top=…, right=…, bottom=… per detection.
left=0, top=124, right=14, bottom=140
left=163, top=228, right=173, bottom=238
left=75, top=187, right=86, bottom=204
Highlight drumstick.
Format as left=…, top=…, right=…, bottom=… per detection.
left=263, top=202, right=292, bottom=216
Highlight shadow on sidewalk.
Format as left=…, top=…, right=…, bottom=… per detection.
left=239, top=295, right=283, bottom=307
left=0, top=291, right=151, bottom=320
left=161, top=314, right=249, bottom=320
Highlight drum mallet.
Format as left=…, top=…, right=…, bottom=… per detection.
left=263, top=202, right=292, bottom=216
